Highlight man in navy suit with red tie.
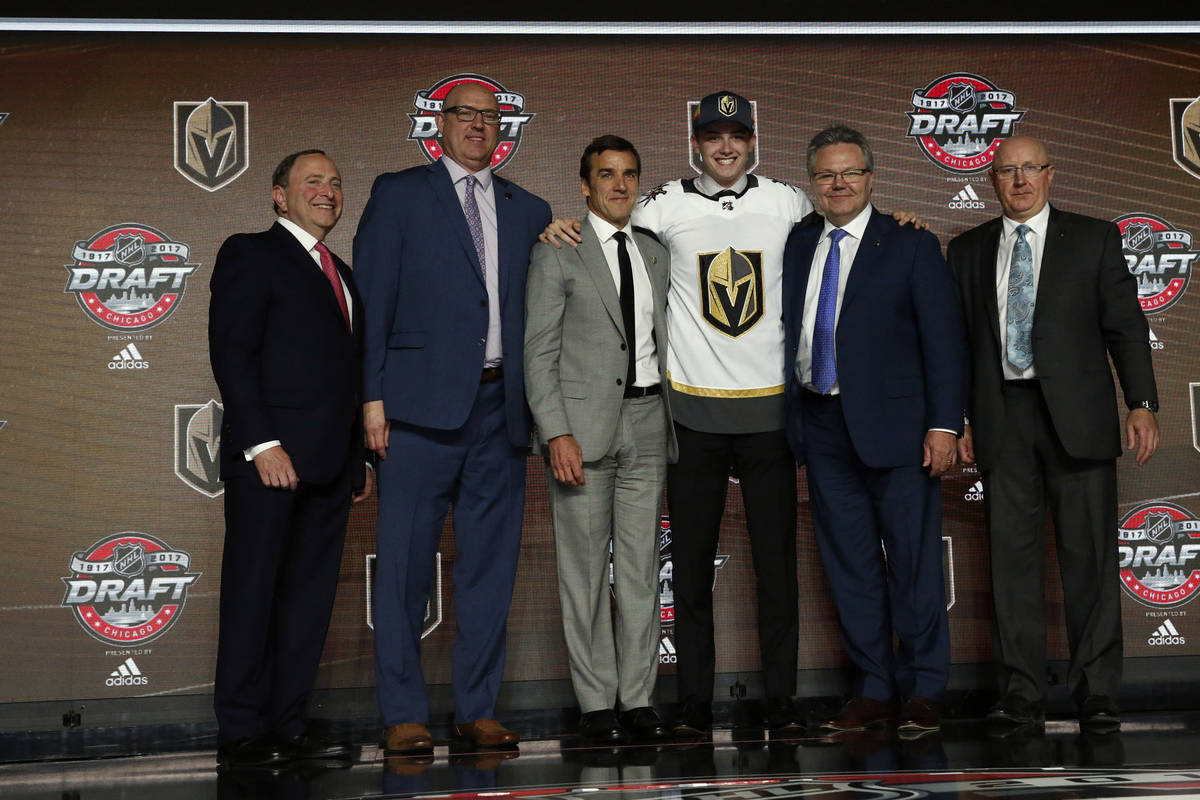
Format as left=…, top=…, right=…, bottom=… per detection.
left=354, top=79, right=551, bottom=754
left=209, top=149, right=371, bottom=767
left=783, top=126, right=966, bottom=735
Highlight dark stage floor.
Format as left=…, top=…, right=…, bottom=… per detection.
left=4, top=710, right=1200, bottom=800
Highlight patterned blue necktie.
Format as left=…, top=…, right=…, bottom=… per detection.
left=463, top=174, right=486, bottom=277
left=1006, top=223, right=1035, bottom=371
left=811, top=228, right=847, bottom=394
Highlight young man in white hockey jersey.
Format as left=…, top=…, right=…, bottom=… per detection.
left=542, top=91, right=917, bottom=738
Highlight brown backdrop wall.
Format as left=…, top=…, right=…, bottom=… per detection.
left=1, top=30, right=1198, bottom=706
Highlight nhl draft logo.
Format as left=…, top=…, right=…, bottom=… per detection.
left=655, top=515, right=729, bottom=664
left=1118, top=502, right=1200, bottom=608
left=175, top=400, right=223, bottom=498
left=61, top=532, right=201, bottom=646
left=408, top=74, right=533, bottom=170
left=64, top=224, right=199, bottom=331
left=906, top=73, right=1024, bottom=173
left=1170, top=96, right=1200, bottom=181
left=173, top=98, right=249, bottom=191
left=687, top=96, right=758, bottom=176
left=1115, top=213, right=1196, bottom=313
left=699, top=248, right=764, bottom=337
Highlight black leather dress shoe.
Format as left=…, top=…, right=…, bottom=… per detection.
left=672, top=700, right=712, bottom=739
left=1079, top=695, right=1120, bottom=730
left=986, top=694, right=1045, bottom=726
left=765, top=696, right=805, bottom=736
left=284, top=731, right=354, bottom=760
left=620, top=706, right=670, bottom=741
left=217, top=734, right=288, bottom=767
left=579, top=709, right=628, bottom=744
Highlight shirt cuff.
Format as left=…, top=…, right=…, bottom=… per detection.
left=244, top=440, right=282, bottom=461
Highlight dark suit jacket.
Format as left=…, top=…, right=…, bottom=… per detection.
left=353, top=158, right=552, bottom=448
left=947, top=206, right=1156, bottom=468
left=783, top=209, right=967, bottom=468
left=209, top=221, right=366, bottom=489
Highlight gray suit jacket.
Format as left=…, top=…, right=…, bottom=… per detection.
left=524, top=222, right=676, bottom=463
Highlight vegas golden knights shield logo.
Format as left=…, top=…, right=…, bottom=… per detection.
left=719, top=94, right=737, bottom=116
left=173, top=98, right=249, bottom=191
left=174, top=400, right=223, bottom=497
left=1171, top=96, right=1200, bottom=181
left=699, top=248, right=764, bottom=337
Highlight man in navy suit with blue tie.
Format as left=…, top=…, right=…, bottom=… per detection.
left=354, top=79, right=552, bottom=754
left=783, top=126, right=967, bottom=735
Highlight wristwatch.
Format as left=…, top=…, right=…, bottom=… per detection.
left=1135, top=400, right=1159, bottom=413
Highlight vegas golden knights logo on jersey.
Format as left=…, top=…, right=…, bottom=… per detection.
left=698, top=247, right=763, bottom=337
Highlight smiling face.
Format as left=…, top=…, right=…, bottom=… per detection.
left=581, top=148, right=640, bottom=228
left=436, top=82, right=501, bottom=173
left=271, top=153, right=343, bottom=240
left=989, top=135, right=1054, bottom=223
left=691, top=121, right=756, bottom=187
left=810, top=142, right=874, bottom=227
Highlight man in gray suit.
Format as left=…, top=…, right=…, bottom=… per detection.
left=525, top=135, right=675, bottom=744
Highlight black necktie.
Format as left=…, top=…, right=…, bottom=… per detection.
left=614, top=231, right=636, bottom=391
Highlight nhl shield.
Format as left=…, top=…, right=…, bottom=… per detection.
left=1171, top=96, right=1200, bottom=181
left=699, top=247, right=764, bottom=337
left=173, top=98, right=249, bottom=192
left=174, top=400, right=223, bottom=497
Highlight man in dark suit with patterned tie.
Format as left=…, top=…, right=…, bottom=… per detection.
left=948, top=134, right=1159, bottom=730
left=209, top=149, right=371, bottom=766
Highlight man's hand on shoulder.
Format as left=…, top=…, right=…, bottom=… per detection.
left=892, top=209, right=927, bottom=230
left=364, top=400, right=390, bottom=460
left=539, top=218, right=582, bottom=249
left=1126, top=408, right=1160, bottom=466
left=548, top=434, right=585, bottom=487
left=254, top=445, right=298, bottom=491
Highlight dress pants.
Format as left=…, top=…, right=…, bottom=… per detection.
left=373, top=379, right=526, bottom=725
left=801, top=391, right=949, bottom=701
left=984, top=380, right=1122, bottom=705
left=550, top=394, right=667, bottom=713
left=667, top=424, right=799, bottom=703
left=214, top=468, right=351, bottom=744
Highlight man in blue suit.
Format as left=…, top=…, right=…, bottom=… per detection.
left=354, top=79, right=552, bottom=754
left=783, top=126, right=967, bottom=735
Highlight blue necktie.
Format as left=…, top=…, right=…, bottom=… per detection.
left=811, top=228, right=847, bottom=394
left=1006, top=223, right=1035, bottom=371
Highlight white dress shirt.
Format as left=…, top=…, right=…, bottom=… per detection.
left=794, top=203, right=872, bottom=394
left=245, top=216, right=352, bottom=461
left=994, top=203, right=1050, bottom=380
left=587, top=213, right=660, bottom=387
left=442, top=156, right=502, bottom=367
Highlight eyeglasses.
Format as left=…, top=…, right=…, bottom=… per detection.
left=442, top=105, right=502, bottom=126
left=991, top=164, right=1051, bottom=180
left=812, top=168, right=871, bottom=185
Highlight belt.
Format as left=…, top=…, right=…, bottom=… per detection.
left=624, top=383, right=662, bottom=399
left=481, top=365, right=503, bottom=384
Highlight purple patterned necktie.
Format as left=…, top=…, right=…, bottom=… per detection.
left=463, top=174, right=486, bottom=277
left=811, top=228, right=847, bottom=394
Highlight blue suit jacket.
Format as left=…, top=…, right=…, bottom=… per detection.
left=353, top=158, right=552, bottom=447
left=783, top=209, right=967, bottom=468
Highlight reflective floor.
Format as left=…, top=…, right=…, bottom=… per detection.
left=5, top=710, right=1200, bottom=800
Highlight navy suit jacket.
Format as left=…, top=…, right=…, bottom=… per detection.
left=783, top=209, right=967, bottom=468
left=353, top=158, right=552, bottom=447
left=947, top=206, right=1156, bottom=467
left=209, top=221, right=366, bottom=488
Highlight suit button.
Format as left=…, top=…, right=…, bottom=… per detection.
left=616, top=378, right=623, bottom=386
left=620, top=343, right=627, bottom=351
left=478, top=338, right=485, bottom=345
left=480, top=300, right=486, bottom=307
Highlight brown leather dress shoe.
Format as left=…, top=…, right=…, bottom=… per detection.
left=897, top=696, right=941, bottom=732
left=821, top=696, right=896, bottom=731
left=452, top=718, right=519, bottom=748
left=383, top=723, right=434, bottom=755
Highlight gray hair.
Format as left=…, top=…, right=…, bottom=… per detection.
left=806, top=126, right=874, bottom=176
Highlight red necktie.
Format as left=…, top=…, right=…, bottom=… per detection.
left=314, top=241, right=350, bottom=331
